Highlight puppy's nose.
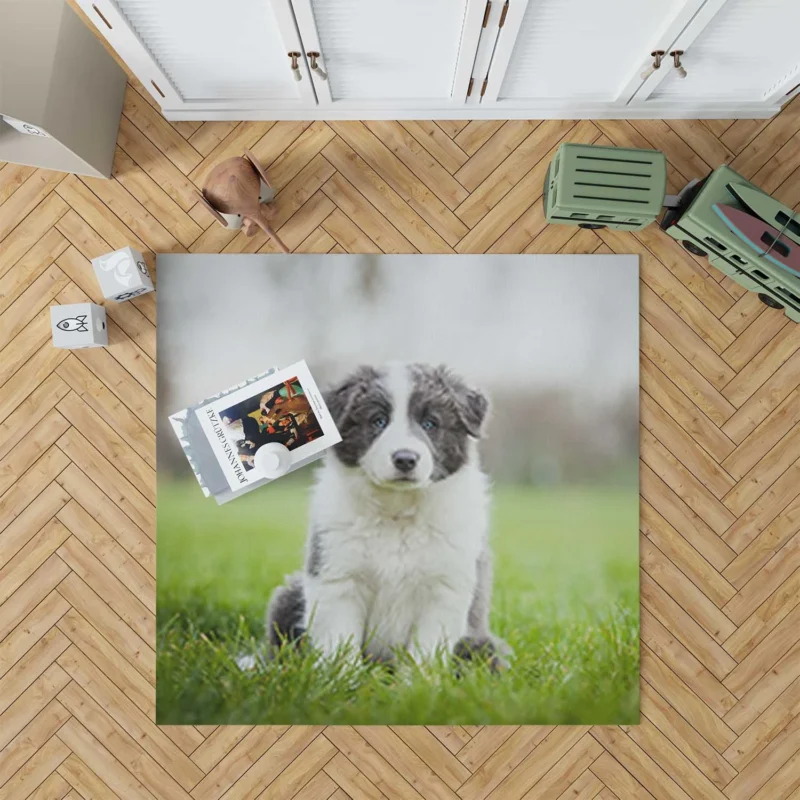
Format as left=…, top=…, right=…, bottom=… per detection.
left=392, top=449, right=419, bottom=473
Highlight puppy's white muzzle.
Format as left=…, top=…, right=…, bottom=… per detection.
left=361, top=421, right=434, bottom=488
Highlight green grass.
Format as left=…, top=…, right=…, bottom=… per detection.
left=156, top=476, right=639, bottom=725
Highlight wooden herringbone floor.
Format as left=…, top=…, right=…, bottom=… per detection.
left=3, top=64, right=800, bottom=799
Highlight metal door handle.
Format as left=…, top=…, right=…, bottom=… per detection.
left=307, top=52, right=328, bottom=81
left=641, top=50, right=665, bottom=81
left=288, top=51, right=302, bottom=81
left=670, top=50, right=687, bottom=79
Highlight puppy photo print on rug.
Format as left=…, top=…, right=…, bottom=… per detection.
left=156, top=253, right=640, bottom=725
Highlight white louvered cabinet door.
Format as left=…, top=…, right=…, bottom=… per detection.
left=289, top=0, right=487, bottom=108
left=479, top=0, right=711, bottom=110
left=75, top=0, right=315, bottom=112
left=633, top=0, right=800, bottom=108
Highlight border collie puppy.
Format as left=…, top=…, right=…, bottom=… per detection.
left=266, top=362, right=507, bottom=668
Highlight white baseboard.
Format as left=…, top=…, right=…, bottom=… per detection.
left=162, top=103, right=780, bottom=122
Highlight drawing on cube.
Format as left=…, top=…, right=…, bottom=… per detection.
left=91, top=246, right=154, bottom=302
left=50, top=303, right=107, bottom=349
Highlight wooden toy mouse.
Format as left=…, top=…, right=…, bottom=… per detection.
left=197, top=149, right=289, bottom=253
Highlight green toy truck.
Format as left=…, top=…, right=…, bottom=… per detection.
left=544, top=143, right=800, bottom=322
left=659, top=165, right=800, bottom=323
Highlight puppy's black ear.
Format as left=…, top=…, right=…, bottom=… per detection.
left=435, top=365, right=489, bottom=437
left=324, top=367, right=379, bottom=427
left=458, top=388, right=489, bottom=437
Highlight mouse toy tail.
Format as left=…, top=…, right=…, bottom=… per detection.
left=253, top=208, right=290, bottom=254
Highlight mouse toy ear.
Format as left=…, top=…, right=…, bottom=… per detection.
left=196, top=190, right=230, bottom=228
left=244, top=149, right=272, bottom=189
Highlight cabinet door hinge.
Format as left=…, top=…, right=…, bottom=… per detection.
left=499, top=0, right=509, bottom=27
left=467, top=77, right=475, bottom=97
left=482, top=0, right=492, bottom=27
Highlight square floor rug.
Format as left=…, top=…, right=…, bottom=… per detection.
left=156, top=254, right=640, bottom=725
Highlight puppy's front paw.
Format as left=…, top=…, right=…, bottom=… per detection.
left=236, top=653, right=259, bottom=672
left=453, top=636, right=511, bottom=673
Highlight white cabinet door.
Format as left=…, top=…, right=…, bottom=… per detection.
left=289, top=0, right=486, bottom=109
left=478, top=0, right=709, bottom=112
left=632, top=0, right=800, bottom=109
left=76, top=0, right=315, bottom=112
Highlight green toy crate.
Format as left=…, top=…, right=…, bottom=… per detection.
left=660, top=164, right=800, bottom=323
left=544, top=143, right=667, bottom=231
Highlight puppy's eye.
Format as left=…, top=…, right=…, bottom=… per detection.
left=421, top=418, right=438, bottom=431
left=371, top=414, right=389, bottom=429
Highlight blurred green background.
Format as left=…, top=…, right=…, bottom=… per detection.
left=156, top=472, right=639, bottom=725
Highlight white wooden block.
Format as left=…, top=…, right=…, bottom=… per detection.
left=91, top=246, right=154, bottom=302
left=51, top=303, right=107, bottom=348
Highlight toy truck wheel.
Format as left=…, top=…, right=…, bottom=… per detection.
left=758, top=293, right=784, bottom=310
left=578, top=223, right=606, bottom=230
left=682, top=240, right=707, bottom=257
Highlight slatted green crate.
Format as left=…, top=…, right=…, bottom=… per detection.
left=544, top=143, right=667, bottom=231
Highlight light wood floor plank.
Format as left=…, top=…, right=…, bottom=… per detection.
left=641, top=501, right=736, bottom=608
left=640, top=681, right=737, bottom=790
left=0, top=193, right=69, bottom=278
left=364, top=120, right=469, bottom=210
left=322, top=752, right=385, bottom=800
left=0, top=169, right=66, bottom=242
left=187, top=122, right=239, bottom=158
left=57, top=571, right=155, bottom=683
left=0, top=228, right=68, bottom=317
left=640, top=644, right=737, bottom=751
left=641, top=535, right=736, bottom=645
left=56, top=680, right=193, bottom=800
left=722, top=493, right=800, bottom=590
left=589, top=751, right=654, bottom=800
left=642, top=571, right=738, bottom=683
left=55, top=427, right=153, bottom=537
left=456, top=727, right=551, bottom=800
left=111, top=148, right=203, bottom=249
left=457, top=121, right=596, bottom=247
left=400, top=121, right=469, bottom=175
left=57, top=500, right=154, bottom=609
left=0, top=163, right=37, bottom=206
left=640, top=356, right=735, bottom=463
left=116, top=116, right=200, bottom=212
left=57, top=752, right=122, bottom=799
left=56, top=715, right=158, bottom=800
left=261, top=121, right=335, bottom=190
left=489, top=727, right=592, bottom=800
left=724, top=641, right=800, bottom=734
left=122, top=85, right=202, bottom=176
left=455, top=119, right=575, bottom=228
left=323, top=135, right=453, bottom=252
left=454, top=121, right=505, bottom=155
left=0, top=698, right=71, bottom=789
left=56, top=535, right=154, bottom=643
